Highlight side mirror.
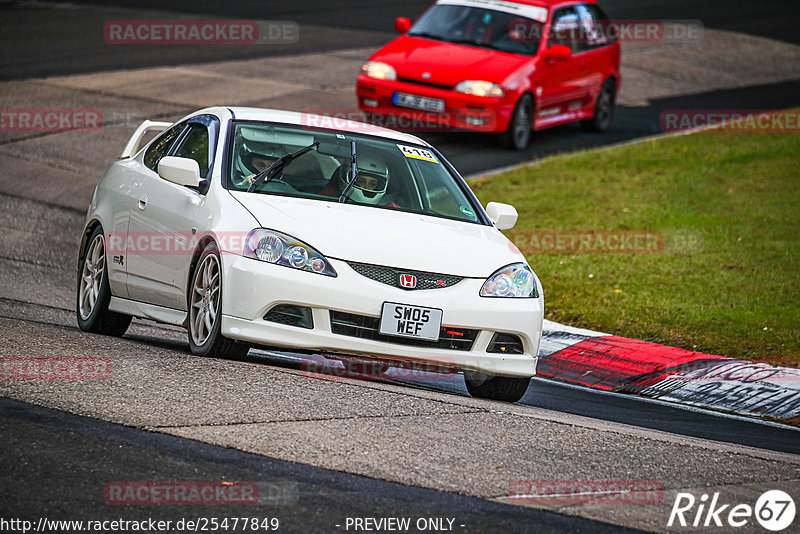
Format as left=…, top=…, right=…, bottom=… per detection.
left=544, top=44, right=572, bottom=62
left=395, top=17, right=411, bottom=34
left=158, top=156, right=201, bottom=188
left=485, top=202, right=518, bottom=230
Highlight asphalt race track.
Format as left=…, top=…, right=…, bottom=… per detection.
left=1, top=1, right=800, bottom=532
left=2, top=1, right=799, bottom=176
left=2, top=397, right=645, bottom=534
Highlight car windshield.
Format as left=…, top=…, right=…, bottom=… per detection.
left=226, top=122, right=483, bottom=224
left=407, top=1, right=547, bottom=56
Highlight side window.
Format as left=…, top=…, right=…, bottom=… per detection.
left=549, top=7, right=584, bottom=54
left=576, top=4, right=613, bottom=50
left=143, top=123, right=186, bottom=172
left=172, top=123, right=210, bottom=179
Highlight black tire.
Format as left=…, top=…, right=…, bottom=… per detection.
left=187, top=242, right=250, bottom=359
left=582, top=78, right=615, bottom=132
left=464, top=371, right=531, bottom=403
left=500, top=94, right=534, bottom=150
left=76, top=226, right=131, bottom=336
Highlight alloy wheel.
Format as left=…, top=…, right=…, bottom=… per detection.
left=190, top=253, right=221, bottom=346
left=79, top=233, right=105, bottom=320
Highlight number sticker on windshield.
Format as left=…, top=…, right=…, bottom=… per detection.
left=398, top=144, right=438, bottom=163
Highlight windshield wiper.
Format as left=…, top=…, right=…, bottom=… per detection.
left=407, top=31, right=446, bottom=41
left=247, top=141, right=319, bottom=193
left=408, top=33, right=508, bottom=52
left=338, top=139, right=359, bottom=203
left=448, top=38, right=506, bottom=52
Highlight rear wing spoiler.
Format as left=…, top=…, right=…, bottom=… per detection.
left=119, top=120, right=173, bottom=159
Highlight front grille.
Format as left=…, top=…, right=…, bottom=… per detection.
left=487, top=332, right=524, bottom=354
left=398, top=77, right=452, bottom=91
left=330, top=311, right=477, bottom=351
left=347, top=261, right=462, bottom=291
left=264, top=304, right=314, bottom=329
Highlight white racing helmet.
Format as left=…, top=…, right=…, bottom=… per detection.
left=233, top=126, right=288, bottom=183
left=236, top=142, right=280, bottom=179
left=338, top=151, right=390, bottom=205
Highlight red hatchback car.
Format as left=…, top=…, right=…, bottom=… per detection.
left=357, top=0, right=620, bottom=149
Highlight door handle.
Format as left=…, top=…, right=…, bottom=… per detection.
left=138, top=193, right=148, bottom=211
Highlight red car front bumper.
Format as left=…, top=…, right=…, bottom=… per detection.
left=356, top=74, right=517, bottom=134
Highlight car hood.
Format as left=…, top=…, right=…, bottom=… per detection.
left=371, top=36, right=531, bottom=87
left=230, top=192, right=524, bottom=278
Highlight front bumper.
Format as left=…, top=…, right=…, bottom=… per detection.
left=220, top=254, right=543, bottom=378
left=356, top=74, right=515, bottom=134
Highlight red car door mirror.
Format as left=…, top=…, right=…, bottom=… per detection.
left=395, top=17, right=411, bottom=34
left=545, top=44, right=572, bottom=62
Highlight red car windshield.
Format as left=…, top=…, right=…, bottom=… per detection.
left=408, top=1, right=547, bottom=56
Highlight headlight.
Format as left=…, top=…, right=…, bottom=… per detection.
left=243, top=229, right=337, bottom=277
left=480, top=263, right=538, bottom=298
left=455, top=80, right=505, bottom=98
left=361, top=61, right=397, bottom=81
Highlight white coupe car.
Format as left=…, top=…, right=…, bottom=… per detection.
left=77, top=107, right=543, bottom=402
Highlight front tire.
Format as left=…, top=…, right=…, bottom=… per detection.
left=188, top=243, right=250, bottom=359
left=500, top=94, right=534, bottom=150
left=464, top=371, right=531, bottom=403
left=76, top=226, right=131, bottom=336
left=582, top=78, right=615, bottom=132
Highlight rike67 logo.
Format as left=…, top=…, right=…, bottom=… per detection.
left=668, top=490, right=795, bottom=531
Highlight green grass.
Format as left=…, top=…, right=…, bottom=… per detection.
left=470, top=129, right=800, bottom=366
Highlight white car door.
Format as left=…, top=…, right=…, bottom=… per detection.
left=102, top=164, right=141, bottom=300
left=126, top=117, right=218, bottom=310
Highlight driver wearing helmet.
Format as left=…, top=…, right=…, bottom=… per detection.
left=233, top=144, right=279, bottom=188
left=319, top=151, right=401, bottom=208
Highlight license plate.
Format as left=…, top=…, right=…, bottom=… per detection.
left=393, top=92, right=446, bottom=113
left=379, top=302, right=443, bottom=341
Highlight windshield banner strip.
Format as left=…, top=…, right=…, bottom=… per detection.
left=436, top=0, right=548, bottom=23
